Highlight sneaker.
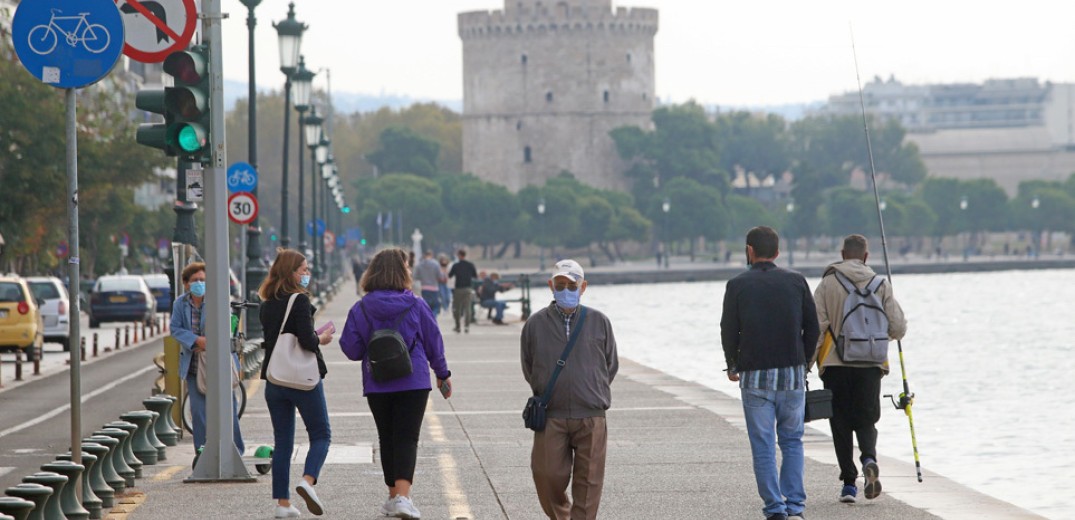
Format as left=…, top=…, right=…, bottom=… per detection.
left=787, top=512, right=805, bottom=520
left=295, top=480, right=324, bottom=516
left=839, top=484, right=858, bottom=503
left=380, top=497, right=397, bottom=516
left=392, top=496, right=421, bottom=519
left=765, top=514, right=787, bottom=520
left=274, top=505, right=300, bottom=518
left=863, top=459, right=882, bottom=499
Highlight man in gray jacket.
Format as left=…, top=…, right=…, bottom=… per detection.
left=521, top=259, right=618, bottom=520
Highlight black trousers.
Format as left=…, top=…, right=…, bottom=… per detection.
left=821, top=366, right=883, bottom=485
left=367, top=389, right=430, bottom=487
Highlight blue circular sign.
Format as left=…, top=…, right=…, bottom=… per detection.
left=227, top=162, right=258, bottom=193
left=306, top=219, right=326, bottom=237
left=12, top=0, right=125, bottom=89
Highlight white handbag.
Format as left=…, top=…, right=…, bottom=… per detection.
left=265, top=293, right=320, bottom=390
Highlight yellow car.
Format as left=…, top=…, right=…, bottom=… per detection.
left=0, top=275, right=44, bottom=362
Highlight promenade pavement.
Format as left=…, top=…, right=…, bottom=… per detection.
left=122, top=280, right=1040, bottom=520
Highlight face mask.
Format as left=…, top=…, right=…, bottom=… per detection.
left=189, top=281, right=206, bottom=297
left=553, top=287, right=581, bottom=309
left=300, top=274, right=311, bottom=288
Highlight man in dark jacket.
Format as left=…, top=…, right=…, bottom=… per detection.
left=720, top=226, right=819, bottom=520
left=521, top=259, right=618, bottom=520
left=447, top=249, right=478, bottom=333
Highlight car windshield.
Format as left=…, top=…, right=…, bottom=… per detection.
left=0, top=282, right=25, bottom=302
left=98, top=278, right=143, bottom=292
left=29, top=281, right=62, bottom=300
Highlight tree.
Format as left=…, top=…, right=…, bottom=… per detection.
left=367, top=127, right=440, bottom=178
left=353, top=173, right=447, bottom=247
left=440, top=174, right=521, bottom=251
left=788, top=114, right=926, bottom=189
left=713, top=111, right=790, bottom=181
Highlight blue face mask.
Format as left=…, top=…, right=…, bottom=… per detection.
left=300, top=274, right=311, bottom=288
left=553, top=287, right=581, bottom=309
left=189, top=281, right=206, bottom=297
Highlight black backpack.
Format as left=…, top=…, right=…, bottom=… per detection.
left=361, top=299, right=417, bottom=382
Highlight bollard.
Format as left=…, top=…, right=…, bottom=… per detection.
left=142, top=410, right=167, bottom=460
left=114, top=328, right=120, bottom=350
left=133, top=323, right=138, bottom=343
left=94, top=429, right=135, bottom=486
left=22, top=472, right=67, bottom=520
left=79, top=441, right=115, bottom=509
left=0, top=496, right=36, bottom=520
left=163, top=314, right=168, bottom=333
left=40, top=461, right=90, bottom=520
left=118, top=412, right=158, bottom=465
left=102, top=421, right=143, bottom=479
left=124, top=325, right=129, bottom=347
left=14, top=349, right=23, bottom=382
left=80, top=337, right=86, bottom=363
left=141, top=322, right=147, bottom=340
left=4, top=482, right=51, bottom=520
left=144, top=398, right=178, bottom=446
left=56, top=453, right=102, bottom=520
left=85, top=435, right=125, bottom=495
left=32, top=348, right=40, bottom=376
left=93, top=333, right=98, bottom=357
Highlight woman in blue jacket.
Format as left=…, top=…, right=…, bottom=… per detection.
left=340, top=248, right=452, bottom=520
left=169, top=262, right=245, bottom=459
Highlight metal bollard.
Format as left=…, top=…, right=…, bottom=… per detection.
left=163, top=314, right=168, bottom=333
left=80, top=337, right=86, bottom=362
left=124, top=325, right=130, bottom=347
left=133, top=323, right=139, bottom=343
left=14, top=349, right=23, bottom=381
left=115, top=328, right=121, bottom=350
left=33, top=346, right=41, bottom=376
left=141, top=322, right=147, bottom=341
left=93, top=333, right=99, bottom=357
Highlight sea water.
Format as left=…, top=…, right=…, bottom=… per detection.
left=580, top=268, right=1075, bottom=519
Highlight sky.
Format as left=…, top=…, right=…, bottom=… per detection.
left=218, top=0, right=1075, bottom=108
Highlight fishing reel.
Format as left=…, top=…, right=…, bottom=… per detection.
left=884, top=392, right=914, bottom=411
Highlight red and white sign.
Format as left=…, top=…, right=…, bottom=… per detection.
left=115, top=0, right=197, bottom=63
left=227, top=192, right=258, bottom=225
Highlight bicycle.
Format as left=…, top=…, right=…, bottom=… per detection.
left=181, top=300, right=259, bottom=435
left=28, top=8, right=110, bottom=55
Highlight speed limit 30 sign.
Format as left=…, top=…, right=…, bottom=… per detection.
left=227, top=192, right=258, bottom=225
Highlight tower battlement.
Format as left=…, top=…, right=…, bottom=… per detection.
left=458, top=6, right=658, bottom=39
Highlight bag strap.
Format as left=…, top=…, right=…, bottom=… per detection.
left=865, top=275, right=885, bottom=294
left=833, top=270, right=858, bottom=294
left=538, top=307, right=589, bottom=406
left=277, top=293, right=300, bottom=338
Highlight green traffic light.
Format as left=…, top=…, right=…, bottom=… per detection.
left=270, top=234, right=278, bottom=241
left=176, top=124, right=205, bottom=152
left=360, top=239, right=367, bottom=245
left=342, top=207, right=351, bottom=214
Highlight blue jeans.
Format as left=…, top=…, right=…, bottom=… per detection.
left=438, top=283, right=451, bottom=309
left=185, top=376, right=245, bottom=454
left=265, top=380, right=331, bottom=500
left=741, top=387, right=806, bottom=517
left=481, top=299, right=507, bottom=320
left=421, top=290, right=441, bottom=315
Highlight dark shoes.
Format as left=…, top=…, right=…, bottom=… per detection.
left=863, top=459, right=882, bottom=499
left=765, top=514, right=787, bottom=520
left=492, top=319, right=507, bottom=325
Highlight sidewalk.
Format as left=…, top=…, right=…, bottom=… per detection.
left=124, top=280, right=1041, bottom=520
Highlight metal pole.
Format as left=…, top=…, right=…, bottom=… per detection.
left=188, top=0, right=252, bottom=481
left=242, top=0, right=266, bottom=339
left=310, top=147, right=318, bottom=276
left=280, top=77, right=292, bottom=248
left=65, top=88, right=83, bottom=489
left=297, top=109, right=307, bottom=251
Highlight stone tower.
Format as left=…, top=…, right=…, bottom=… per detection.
left=458, top=0, right=658, bottom=192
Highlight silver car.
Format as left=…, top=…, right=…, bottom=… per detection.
left=26, top=276, right=71, bottom=351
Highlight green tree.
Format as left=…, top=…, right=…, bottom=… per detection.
left=353, top=174, right=447, bottom=246
left=440, top=174, right=521, bottom=252
left=788, top=114, right=926, bottom=189
left=367, top=127, right=440, bottom=178
left=713, top=111, right=790, bottom=181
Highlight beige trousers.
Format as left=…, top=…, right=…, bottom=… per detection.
left=530, top=417, right=608, bottom=520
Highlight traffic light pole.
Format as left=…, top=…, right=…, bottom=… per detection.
left=187, top=0, right=253, bottom=482
left=64, top=87, right=84, bottom=489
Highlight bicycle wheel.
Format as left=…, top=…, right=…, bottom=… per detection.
left=27, top=25, right=57, bottom=55
left=182, top=390, right=193, bottom=434
left=81, top=23, right=110, bottom=53
left=234, top=380, right=248, bottom=419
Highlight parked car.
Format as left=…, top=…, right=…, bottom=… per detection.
left=26, top=276, right=71, bottom=351
left=0, top=275, right=45, bottom=361
left=143, top=273, right=173, bottom=314
left=88, top=275, right=157, bottom=328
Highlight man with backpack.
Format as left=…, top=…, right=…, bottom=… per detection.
left=812, top=234, right=906, bottom=504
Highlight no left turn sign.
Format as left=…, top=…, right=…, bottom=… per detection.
left=115, top=0, right=197, bottom=63
left=228, top=192, right=258, bottom=225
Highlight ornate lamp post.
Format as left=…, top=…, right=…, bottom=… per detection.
left=291, top=56, right=315, bottom=253
left=662, top=198, right=671, bottom=269
left=785, top=201, right=795, bottom=267
left=537, top=198, right=546, bottom=271
left=1031, top=195, right=1040, bottom=258
left=959, top=196, right=969, bottom=261
left=273, top=2, right=306, bottom=248
left=320, top=156, right=335, bottom=282
left=238, top=0, right=267, bottom=338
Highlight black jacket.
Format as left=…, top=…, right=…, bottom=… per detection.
left=720, top=261, right=819, bottom=373
left=259, top=292, right=327, bottom=379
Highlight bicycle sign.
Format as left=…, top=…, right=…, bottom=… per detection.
left=12, top=0, right=124, bottom=89
left=227, top=162, right=258, bottom=194
left=228, top=192, right=259, bottom=226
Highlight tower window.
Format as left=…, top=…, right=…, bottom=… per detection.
left=546, top=91, right=554, bottom=103
left=627, top=53, right=632, bottom=63
left=521, top=53, right=528, bottom=65
left=524, top=146, right=533, bottom=163
left=603, top=90, right=610, bottom=103
left=516, top=120, right=523, bottom=131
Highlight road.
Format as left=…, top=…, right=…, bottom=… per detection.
left=0, top=314, right=165, bottom=492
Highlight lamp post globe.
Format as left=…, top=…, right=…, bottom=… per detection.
left=661, top=198, right=670, bottom=268
left=537, top=198, right=546, bottom=271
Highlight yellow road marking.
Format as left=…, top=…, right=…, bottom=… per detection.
left=153, top=465, right=185, bottom=482
left=425, top=399, right=472, bottom=519
left=104, top=491, right=146, bottom=519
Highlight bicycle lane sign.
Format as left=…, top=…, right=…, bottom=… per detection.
left=12, top=0, right=125, bottom=89
left=227, top=162, right=258, bottom=194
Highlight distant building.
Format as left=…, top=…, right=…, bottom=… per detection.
left=458, top=0, right=658, bottom=193
left=819, top=76, right=1075, bottom=195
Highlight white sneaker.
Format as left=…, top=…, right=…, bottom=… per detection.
left=274, top=505, right=300, bottom=518
left=392, top=496, right=421, bottom=519
left=296, top=480, right=324, bottom=516
left=381, top=496, right=397, bottom=516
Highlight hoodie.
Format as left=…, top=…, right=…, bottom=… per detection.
left=812, top=259, right=907, bottom=376
left=339, top=289, right=450, bottom=395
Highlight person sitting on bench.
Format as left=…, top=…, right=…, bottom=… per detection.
left=478, top=272, right=513, bottom=325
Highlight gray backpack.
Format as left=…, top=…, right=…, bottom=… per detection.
left=832, top=271, right=889, bottom=364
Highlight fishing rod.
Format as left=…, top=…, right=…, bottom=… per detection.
left=850, top=26, right=923, bottom=483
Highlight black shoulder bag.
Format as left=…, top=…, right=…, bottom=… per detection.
left=523, top=307, right=588, bottom=432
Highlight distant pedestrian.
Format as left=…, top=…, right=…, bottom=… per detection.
left=414, top=250, right=443, bottom=315
left=437, top=254, right=452, bottom=311
left=478, top=271, right=514, bottom=324
left=447, top=249, right=478, bottom=333
left=339, top=248, right=452, bottom=520
left=812, top=235, right=906, bottom=504
left=522, top=259, right=618, bottom=520
left=720, top=226, right=819, bottom=520
left=258, top=249, right=334, bottom=518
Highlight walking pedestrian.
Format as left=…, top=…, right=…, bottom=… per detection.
left=169, top=262, right=245, bottom=462
left=720, top=226, right=819, bottom=520
left=339, top=247, right=453, bottom=520
left=413, top=250, right=442, bottom=315
left=437, top=254, right=452, bottom=311
left=258, top=249, right=334, bottom=518
left=447, top=249, right=478, bottom=333
left=521, top=259, right=618, bottom=520
left=812, top=234, right=906, bottom=503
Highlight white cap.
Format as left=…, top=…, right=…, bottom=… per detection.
left=550, top=259, right=584, bottom=282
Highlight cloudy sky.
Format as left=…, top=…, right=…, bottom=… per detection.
left=218, top=0, right=1075, bottom=107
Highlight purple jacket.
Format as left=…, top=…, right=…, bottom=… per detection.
left=339, top=289, right=450, bottom=395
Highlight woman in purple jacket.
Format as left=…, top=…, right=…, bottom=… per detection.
left=339, top=248, right=452, bottom=519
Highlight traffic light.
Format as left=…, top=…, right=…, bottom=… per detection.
left=342, top=206, right=351, bottom=214
left=133, top=45, right=211, bottom=162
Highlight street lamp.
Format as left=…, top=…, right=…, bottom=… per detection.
left=238, top=0, right=267, bottom=338
left=959, top=196, right=969, bottom=261
left=537, top=198, right=546, bottom=272
left=785, top=201, right=795, bottom=267
left=273, top=2, right=306, bottom=248
left=319, top=155, right=335, bottom=279
left=662, top=198, right=671, bottom=269
left=1031, top=195, right=1041, bottom=258
left=292, top=56, right=315, bottom=252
